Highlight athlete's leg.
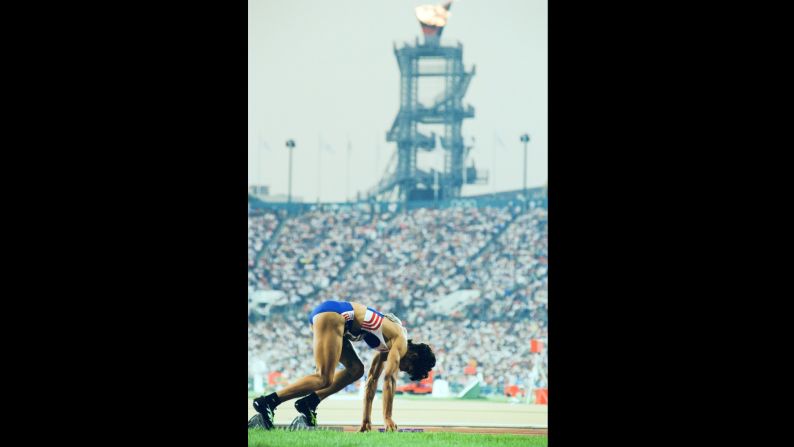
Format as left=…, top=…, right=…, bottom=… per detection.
left=294, top=337, right=364, bottom=426
left=274, top=312, right=344, bottom=402
left=315, top=337, right=365, bottom=400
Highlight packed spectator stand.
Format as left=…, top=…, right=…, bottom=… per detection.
left=248, top=191, right=547, bottom=397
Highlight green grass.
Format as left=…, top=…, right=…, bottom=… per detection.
left=248, top=429, right=547, bottom=447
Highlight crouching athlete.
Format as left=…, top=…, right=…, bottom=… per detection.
left=252, top=300, right=436, bottom=432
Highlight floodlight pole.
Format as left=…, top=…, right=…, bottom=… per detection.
left=286, top=139, right=295, bottom=204
left=520, top=133, right=530, bottom=205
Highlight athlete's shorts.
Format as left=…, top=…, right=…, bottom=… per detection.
left=308, top=300, right=355, bottom=330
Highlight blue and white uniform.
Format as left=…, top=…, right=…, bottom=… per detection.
left=308, top=300, right=407, bottom=352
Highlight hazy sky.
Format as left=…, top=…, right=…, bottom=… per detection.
left=248, top=0, right=547, bottom=202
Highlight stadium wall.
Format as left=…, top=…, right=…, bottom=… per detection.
left=248, top=187, right=547, bottom=214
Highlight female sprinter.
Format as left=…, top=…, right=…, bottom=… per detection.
left=252, top=300, right=436, bottom=432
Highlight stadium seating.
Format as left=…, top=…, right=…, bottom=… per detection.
left=248, top=198, right=547, bottom=396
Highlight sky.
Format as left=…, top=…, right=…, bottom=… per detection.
left=248, top=0, right=547, bottom=202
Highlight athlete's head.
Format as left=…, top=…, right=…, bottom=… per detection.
left=399, top=339, right=436, bottom=381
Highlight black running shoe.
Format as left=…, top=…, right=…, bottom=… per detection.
left=252, top=396, right=276, bottom=430
left=294, top=397, right=318, bottom=427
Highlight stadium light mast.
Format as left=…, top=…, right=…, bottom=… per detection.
left=520, top=133, right=530, bottom=202
left=286, top=139, right=295, bottom=204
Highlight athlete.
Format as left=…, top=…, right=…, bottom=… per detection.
left=252, top=300, right=436, bottom=432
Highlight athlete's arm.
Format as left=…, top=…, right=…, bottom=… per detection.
left=381, top=338, right=405, bottom=432
left=359, top=352, right=386, bottom=432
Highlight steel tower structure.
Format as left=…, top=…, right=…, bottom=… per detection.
left=369, top=1, right=485, bottom=202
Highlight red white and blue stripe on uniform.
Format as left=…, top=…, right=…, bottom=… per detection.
left=361, top=308, right=384, bottom=331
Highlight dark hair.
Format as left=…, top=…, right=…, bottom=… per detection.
left=407, top=339, right=436, bottom=381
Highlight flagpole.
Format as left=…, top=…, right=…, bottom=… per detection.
left=317, top=134, right=323, bottom=203
left=375, top=132, right=381, bottom=198
left=492, top=133, right=497, bottom=194
left=346, top=136, right=351, bottom=202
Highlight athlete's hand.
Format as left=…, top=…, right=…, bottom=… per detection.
left=359, top=420, right=372, bottom=432
left=383, top=417, right=398, bottom=432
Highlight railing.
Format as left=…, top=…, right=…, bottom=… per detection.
left=248, top=187, right=547, bottom=216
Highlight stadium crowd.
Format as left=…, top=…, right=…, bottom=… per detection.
left=248, top=211, right=280, bottom=288
left=314, top=206, right=517, bottom=322
left=248, top=201, right=548, bottom=396
left=248, top=205, right=380, bottom=299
